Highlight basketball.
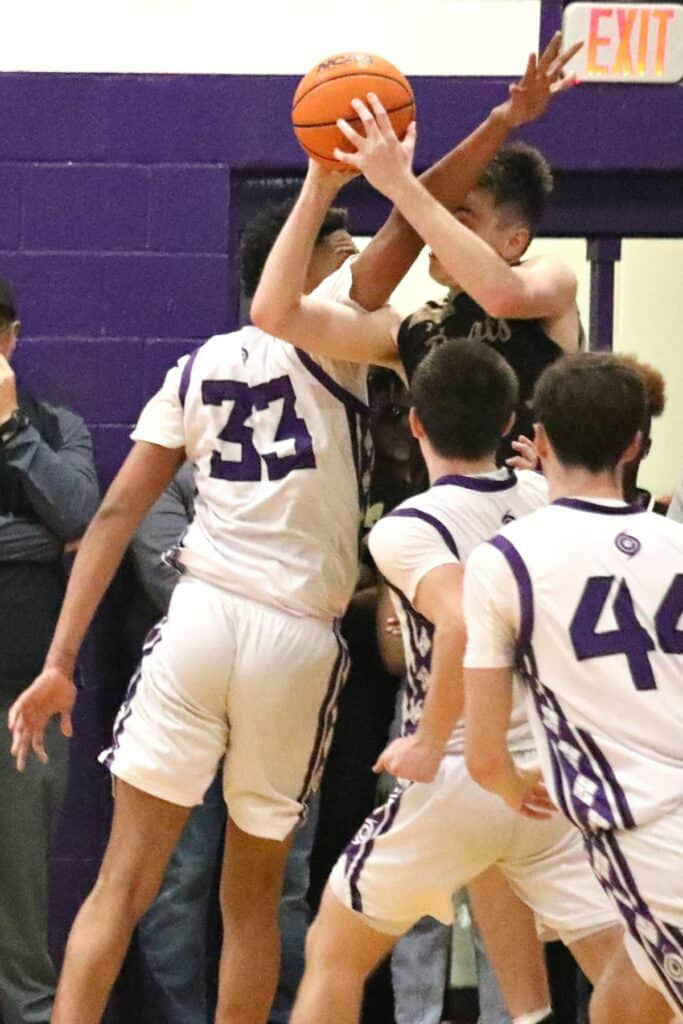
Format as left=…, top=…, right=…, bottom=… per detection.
left=292, top=52, right=415, bottom=171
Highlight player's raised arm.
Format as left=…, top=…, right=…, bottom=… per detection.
left=250, top=160, right=402, bottom=369
left=348, top=32, right=581, bottom=311
left=336, top=96, right=577, bottom=331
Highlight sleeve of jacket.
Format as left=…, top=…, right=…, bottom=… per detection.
left=2, top=404, right=100, bottom=542
left=130, top=462, right=195, bottom=616
left=0, top=513, right=63, bottom=562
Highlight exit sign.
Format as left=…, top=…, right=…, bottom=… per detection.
left=562, top=3, right=683, bottom=82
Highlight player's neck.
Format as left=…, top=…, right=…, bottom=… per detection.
left=425, top=452, right=498, bottom=484
left=544, top=464, right=626, bottom=504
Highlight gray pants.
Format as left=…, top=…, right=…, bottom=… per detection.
left=0, top=699, right=68, bottom=1024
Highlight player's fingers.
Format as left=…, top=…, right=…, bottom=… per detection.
left=538, top=31, right=562, bottom=72
left=372, top=754, right=387, bottom=774
left=519, top=52, right=535, bottom=87
left=366, top=92, right=395, bottom=138
left=552, top=39, right=583, bottom=76
left=332, top=149, right=359, bottom=170
left=550, top=74, right=579, bottom=95
left=12, top=727, right=29, bottom=772
left=32, top=730, right=48, bottom=764
left=401, top=121, right=417, bottom=159
left=350, top=98, right=381, bottom=142
left=521, top=805, right=555, bottom=820
left=336, top=118, right=364, bottom=149
left=60, top=711, right=73, bottom=739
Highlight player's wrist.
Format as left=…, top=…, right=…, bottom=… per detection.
left=489, top=103, right=518, bottom=132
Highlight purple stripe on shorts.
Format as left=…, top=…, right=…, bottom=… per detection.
left=345, top=785, right=406, bottom=913
left=296, top=619, right=349, bottom=814
left=388, top=507, right=460, bottom=560
left=178, top=348, right=200, bottom=407
left=101, top=618, right=166, bottom=768
left=553, top=497, right=645, bottom=516
left=489, top=535, right=534, bottom=652
left=295, top=348, right=368, bottom=415
left=588, top=831, right=683, bottom=1014
left=434, top=468, right=517, bottom=493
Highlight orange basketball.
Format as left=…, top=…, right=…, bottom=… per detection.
left=292, top=52, right=415, bottom=171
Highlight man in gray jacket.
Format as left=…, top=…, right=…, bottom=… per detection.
left=0, top=276, right=99, bottom=1024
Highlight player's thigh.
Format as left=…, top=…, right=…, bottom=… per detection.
left=590, top=941, right=673, bottom=1024
left=225, top=605, right=348, bottom=841
left=104, top=576, right=235, bottom=808
left=329, top=756, right=517, bottom=933
left=499, top=813, right=618, bottom=959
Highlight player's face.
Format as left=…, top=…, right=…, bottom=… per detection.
left=455, top=188, right=526, bottom=263
left=0, top=320, right=19, bottom=361
left=307, top=229, right=358, bottom=291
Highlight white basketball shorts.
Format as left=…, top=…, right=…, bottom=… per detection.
left=584, top=807, right=683, bottom=1017
left=329, top=753, right=618, bottom=945
left=100, top=573, right=349, bottom=840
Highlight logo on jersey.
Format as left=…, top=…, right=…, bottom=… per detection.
left=502, top=511, right=515, bottom=524
left=615, top=532, right=641, bottom=558
left=664, top=952, right=683, bottom=985
left=241, top=346, right=249, bottom=364
left=466, top=317, right=513, bottom=345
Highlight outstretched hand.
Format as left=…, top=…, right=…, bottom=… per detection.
left=8, top=667, right=76, bottom=772
left=506, top=434, right=541, bottom=472
left=333, top=93, right=416, bottom=199
left=497, top=31, right=583, bottom=129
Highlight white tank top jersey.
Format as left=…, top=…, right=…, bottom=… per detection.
left=464, top=498, right=683, bottom=832
left=368, top=467, right=548, bottom=755
left=131, top=260, right=372, bottom=621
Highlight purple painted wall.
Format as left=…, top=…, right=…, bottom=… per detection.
left=0, top=26, right=681, bottom=1016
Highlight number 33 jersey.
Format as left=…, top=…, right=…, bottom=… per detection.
left=464, top=498, right=683, bottom=832
left=132, top=262, right=371, bottom=621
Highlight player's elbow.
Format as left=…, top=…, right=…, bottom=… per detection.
left=249, top=296, right=285, bottom=337
left=466, top=747, right=506, bottom=791
left=481, top=284, right=525, bottom=321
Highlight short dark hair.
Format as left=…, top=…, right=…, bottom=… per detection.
left=0, top=306, right=14, bottom=329
left=239, top=197, right=349, bottom=298
left=533, top=353, right=647, bottom=472
left=478, top=142, right=553, bottom=234
left=411, top=338, right=519, bottom=460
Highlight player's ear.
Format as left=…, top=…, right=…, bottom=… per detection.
left=533, top=422, right=550, bottom=460
left=621, top=430, right=643, bottom=467
left=504, top=224, right=530, bottom=261
left=502, top=411, right=516, bottom=438
left=409, top=406, right=424, bottom=440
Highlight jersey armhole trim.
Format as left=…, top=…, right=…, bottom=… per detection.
left=387, top=507, right=460, bottom=560
left=488, top=535, right=534, bottom=654
left=294, top=348, right=368, bottom=415
left=178, top=348, right=200, bottom=408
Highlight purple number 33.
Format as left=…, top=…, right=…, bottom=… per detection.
left=570, top=574, right=683, bottom=690
left=202, top=375, right=316, bottom=482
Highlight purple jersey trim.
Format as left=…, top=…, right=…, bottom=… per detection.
left=388, top=507, right=460, bottom=560
left=434, top=468, right=517, bottom=493
left=553, top=497, right=645, bottom=516
left=294, top=348, right=368, bottom=415
left=178, top=348, right=200, bottom=407
left=296, top=619, right=349, bottom=816
left=587, top=831, right=683, bottom=1013
left=489, top=535, right=534, bottom=651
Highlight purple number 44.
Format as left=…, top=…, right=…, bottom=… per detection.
left=570, top=574, right=683, bottom=690
left=202, top=375, right=316, bottom=482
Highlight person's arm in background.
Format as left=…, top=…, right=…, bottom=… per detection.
left=667, top=469, right=683, bottom=523
left=0, top=515, right=63, bottom=562
left=130, top=462, right=195, bottom=616
left=2, top=404, right=100, bottom=541
left=348, top=33, right=581, bottom=311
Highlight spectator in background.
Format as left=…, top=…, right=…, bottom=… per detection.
left=0, top=276, right=99, bottom=1024
left=127, top=462, right=319, bottom=1024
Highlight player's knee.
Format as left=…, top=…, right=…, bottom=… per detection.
left=91, top=864, right=162, bottom=924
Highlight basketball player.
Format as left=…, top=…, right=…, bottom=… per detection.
left=462, top=353, right=683, bottom=1024
left=285, top=340, right=621, bottom=1024
left=333, top=94, right=582, bottom=461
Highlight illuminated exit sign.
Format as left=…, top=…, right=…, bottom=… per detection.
left=562, top=3, right=683, bottom=82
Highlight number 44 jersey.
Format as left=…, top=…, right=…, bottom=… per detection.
left=464, top=498, right=683, bottom=833
left=132, top=263, right=371, bottom=622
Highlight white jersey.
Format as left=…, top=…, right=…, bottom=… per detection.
left=132, top=260, right=372, bottom=620
left=464, top=497, right=683, bottom=832
left=368, top=467, right=548, bottom=754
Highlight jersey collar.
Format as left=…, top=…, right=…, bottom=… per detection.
left=433, top=467, right=517, bottom=492
left=553, top=497, right=645, bottom=515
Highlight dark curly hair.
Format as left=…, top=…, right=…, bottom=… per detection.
left=478, top=142, right=554, bottom=234
left=239, top=198, right=349, bottom=298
